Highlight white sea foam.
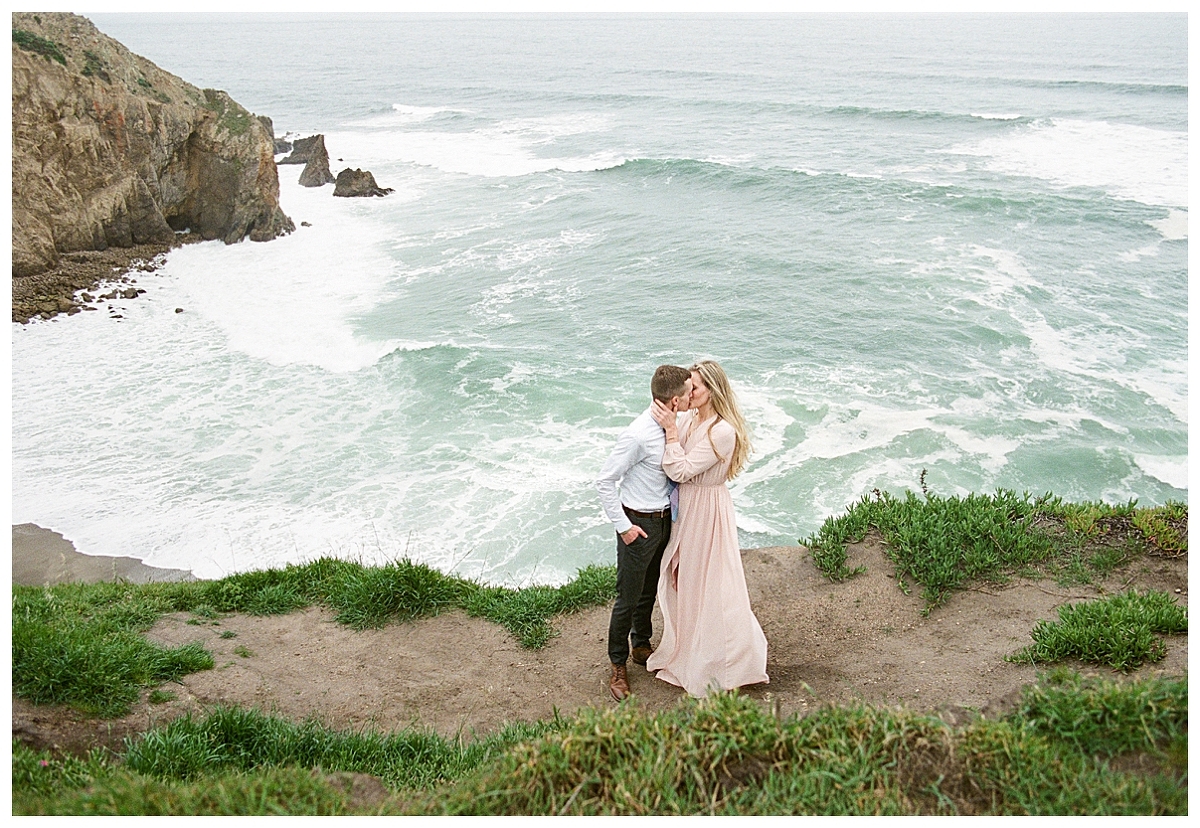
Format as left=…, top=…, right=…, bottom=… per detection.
left=1120, top=364, right=1189, bottom=426
left=970, top=112, right=1022, bottom=120
left=967, top=245, right=1044, bottom=295
left=735, top=513, right=780, bottom=536
left=960, top=245, right=1188, bottom=427
left=338, top=104, right=467, bottom=129
left=1148, top=209, right=1188, bottom=240
left=1117, top=243, right=1161, bottom=262
left=163, top=172, right=407, bottom=373
left=326, top=127, right=626, bottom=178
left=390, top=103, right=460, bottom=120
left=735, top=385, right=793, bottom=460
left=12, top=301, right=623, bottom=583
left=935, top=426, right=1020, bottom=475
left=323, top=112, right=623, bottom=178
left=952, top=119, right=1188, bottom=208
left=1131, top=454, right=1188, bottom=490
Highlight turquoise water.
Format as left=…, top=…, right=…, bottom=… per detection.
left=12, top=14, right=1187, bottom=584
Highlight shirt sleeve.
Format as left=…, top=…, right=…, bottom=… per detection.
left=596, top=426, right=644, bottom=534
left=662, top=419, right=735, bottom=483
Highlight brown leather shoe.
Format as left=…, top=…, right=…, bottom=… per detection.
left=630, top=645, right=654, bottom=666
left=609, top=663, right=630, bottom=701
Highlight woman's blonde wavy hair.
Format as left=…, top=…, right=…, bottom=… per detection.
left=691, top=359, right=751, bottom=481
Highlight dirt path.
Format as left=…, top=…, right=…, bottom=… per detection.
left=12, top=539, right=1188, bottom=755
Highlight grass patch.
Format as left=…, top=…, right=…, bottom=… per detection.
left=326, top=559, right=463, bottom=629
left=148, top=690, right=176, bottom=705
left=12, top=581, right=216, bottom=717
left=1013, top=668, right=1187, bottom=759
left=13, top=745, right=388, bottom=816
left=1008, top=590, right=1187, bottom=672
left=1130, top=503, right=1188, bottom=554
left=202, top=88, right=253, bottom=136
left=122, top=705, right=558, bottom=790
left=412, top=677, right=1187, bottom=815
left=12, top=674, right=1186, bottom=815
left=81, top=49, right=110, bottom=83
left=804, top=488, right=1055, bottom=611
left=803, top=487, right=1187, bottom=614
left=459, top=564, right=618, bottom=647
left=12, top=558, right=616, bottom=716
left=13, top=29, right=67, bottom=65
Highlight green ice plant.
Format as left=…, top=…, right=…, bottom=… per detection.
left=804, top=486, right=1187, bottom=614
left=1008, top=590, right=1187, bottom=672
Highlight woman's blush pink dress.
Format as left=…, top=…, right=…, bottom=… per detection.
left=645, top=411, right=768, bottom=696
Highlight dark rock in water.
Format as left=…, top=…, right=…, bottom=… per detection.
left=297, top=135, right=335, bottom=187
left=275, top=137, right=293, bottom=155
left=278, top=134, right=324, bottom=165
left=175, top=307, right=184, bottom=313
left=120, top=287, right=138, bottom=299
left=333, top=168, right=394, bottom=198
left=301, top=221, right=312, bottom=227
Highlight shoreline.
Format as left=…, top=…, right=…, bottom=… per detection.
left=11, top=524, right=195, bottom=587
left=10, top=234, right=206, bottom=324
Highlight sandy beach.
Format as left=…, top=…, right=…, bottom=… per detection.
left=11, top=523, right=195, bottom=587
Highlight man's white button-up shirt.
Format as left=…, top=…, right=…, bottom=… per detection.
left=596, top=407, right=671, bottom=535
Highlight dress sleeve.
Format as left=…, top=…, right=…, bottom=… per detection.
left=662, top=419, right=735, bottom=483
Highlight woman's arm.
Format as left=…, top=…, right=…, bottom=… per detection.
left=661, top=418, right=735, bottom=483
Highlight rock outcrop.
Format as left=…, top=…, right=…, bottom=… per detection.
left=333, top=168, right=394, bottom=198
left=297, top=135, right=335, bottom=187
left=11, top=12, right=294, bottom=281
left=277, top=134, right=324, bottom=165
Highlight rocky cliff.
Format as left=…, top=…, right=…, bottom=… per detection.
left=11, top=12, right=293, bottom=284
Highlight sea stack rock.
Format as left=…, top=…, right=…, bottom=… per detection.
left=11, top=12, right=294, bottom=280
left=277, top=134, right=323, bottom=165
left=333, top=168, right=394, bottom=198
left=297, top=135, right=335, bottom=187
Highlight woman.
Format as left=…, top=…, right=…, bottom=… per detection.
left=645, top=360, right=768, bottom=696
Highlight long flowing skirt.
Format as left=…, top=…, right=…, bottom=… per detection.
left=645, top=481, right=768, bottom=696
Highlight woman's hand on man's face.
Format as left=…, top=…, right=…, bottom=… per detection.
left=651, top=399, right=676, bottom=428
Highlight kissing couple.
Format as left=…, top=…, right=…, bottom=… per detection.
left=596, top=360, right=769, bottom=701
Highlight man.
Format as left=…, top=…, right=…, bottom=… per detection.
left=596, top=364, right=693, bottom=701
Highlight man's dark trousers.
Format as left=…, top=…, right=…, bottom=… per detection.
left=608, top=508, right=671, bottom=665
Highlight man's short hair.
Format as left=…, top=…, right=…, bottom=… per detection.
left=651, top=365, right=692, bottom=402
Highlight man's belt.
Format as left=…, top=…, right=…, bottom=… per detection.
left=624, top=505, right=670, bottom=519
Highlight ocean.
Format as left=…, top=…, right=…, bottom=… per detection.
left=11, top=13, right=1188, bottom=585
